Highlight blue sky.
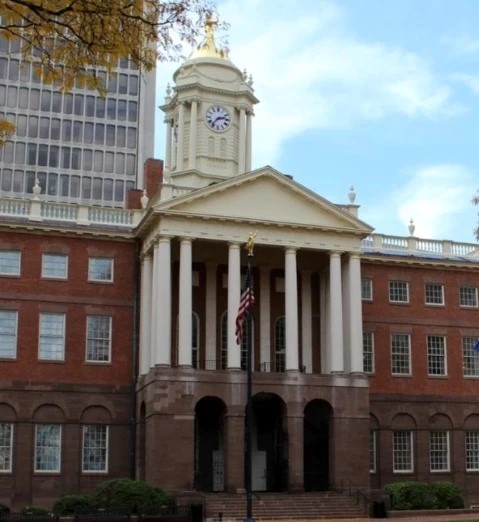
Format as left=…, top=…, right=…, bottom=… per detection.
left=155, top=0, right=479, bottom=243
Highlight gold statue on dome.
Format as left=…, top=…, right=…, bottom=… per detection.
left=245, top=231, right=257, bottom=257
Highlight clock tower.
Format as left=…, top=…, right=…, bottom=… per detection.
left=160, top=21, right=259, bottom=189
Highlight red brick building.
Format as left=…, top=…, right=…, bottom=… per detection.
left=1, top=27, right=479, bottom=513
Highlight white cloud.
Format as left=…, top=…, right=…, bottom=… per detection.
left=443, top=34, right=479, bottom=56
left=391, top=165, right=476, bottom=240
left=212, top=0, right=457, bottom=166
left=451, top=73, right=479, bottom=96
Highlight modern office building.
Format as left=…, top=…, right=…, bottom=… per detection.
left=1, top=24, right=479, bottom=514
left=0, top=33, right=156, bottom=206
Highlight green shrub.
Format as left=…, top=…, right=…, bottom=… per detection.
left=52, top=494, right=96, bottom=515
left=430, top=482, right=464, bottom=509
left=92, top=478, right=173, bottom=514
left=385, top=481, right=464, bottom=511
left=0, top=504, right=10, bottom=514
left=21, top=506, right=51, bottom=515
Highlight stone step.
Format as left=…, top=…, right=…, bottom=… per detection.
left=203, top=492, right=366, bottom=521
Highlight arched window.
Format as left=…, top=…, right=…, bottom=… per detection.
left=275, top=316, right=286, bottom=372
left=192, top=312, right=200, bottom=369
left=208, top=136, right=215, bottom=156
left=220, top=138, right=227, bottom=158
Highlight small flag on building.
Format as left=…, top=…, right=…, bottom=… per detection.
left=474, top=338, right=479, bottom=352
left=235, top=267, right=255, bottom=345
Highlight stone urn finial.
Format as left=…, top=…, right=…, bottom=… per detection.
left=140, top=189, right=149, bottom=209
left=348, top=186, right=356, bottom=204
left=408, top=219, right=415, bottom=236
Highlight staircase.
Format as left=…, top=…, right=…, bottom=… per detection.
left=203, top=491, right=368, bottom=521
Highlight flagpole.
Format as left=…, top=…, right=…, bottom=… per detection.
left=244, top=233, right=256, bottom=522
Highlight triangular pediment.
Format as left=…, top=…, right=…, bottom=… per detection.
left=153, top=167, right=373, bottom=235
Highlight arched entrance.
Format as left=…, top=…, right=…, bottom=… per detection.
left=194, top=397, right=226, bottom=492
left=304, top=400, right=332, bottom=491
left=250, top=393, right=287, bottom=492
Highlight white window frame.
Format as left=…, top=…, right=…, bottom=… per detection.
left=88, top=257, right=113, bottom=282
left=192, top=312, right=199, bottom=369
left=425, top=283, right=445, bottom=306
left=466, top=431, right=479, bottom=471
left=391, top=333, right=411, bottom=376
left=361, top=278, right=373, bottom=301
left=463, top=337, right=479, bottom=377
left=369, top=429, right=377, bottom=473
left=34, top=424, right=61, bottom=473
left=0, top=423, right=13, bottom=472
left=460, top=286, right=478, bottom=308
left=274, top=316, right=286, bottom=373
left=393, top=430, right=414, bottom=473
left=427, top=335, right=447, bottom=376
left=363, top=331, right=374, bottom=374
left=0, top=251, right=20, bottom=276
left=389, top=281, right=409, bottom=303
left=429, top=431, right=450, bottom=472
left=86, top=315, right=112, bottom=363
left=82, top=425, right=108, bottom=473
left=38, top=313, right=66, bottom=361
left=0, top=310, right=18, bottom=359
left=42, top=253, right=68, bottom=279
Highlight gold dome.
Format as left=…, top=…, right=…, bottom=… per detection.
left=188, top=18, right=228, bottom=60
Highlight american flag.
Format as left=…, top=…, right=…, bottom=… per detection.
left=235, top=268, right=255, bottom=345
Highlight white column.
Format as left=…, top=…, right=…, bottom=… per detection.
left=227, top=243, right=241, bottom=369
left=259, top=266, right=271, bottom=371
left=238, top=107, right=246, bottom=174
left=188, top=99, right=198, bottom=170
left=155, top=236, right=172, bottom=366
left=341, top=260, right=351, bottom=372
left=178, top=238, right=193, bottom=367
left=329, top=251, right=344, bottom=373
left=319, top=271, right=329, bottom=373
left=348, top=253, right=364, bottom=373
left=139, top=253, right=153, bottom=375
left=205, top=262, right=217, bottom=369
left=301, top=270, right=312, bottom=373
left=150, top=240, right=159, bottom=367
left=176, top=102, right=185, bottom=170
left=285, top=248, right=299, bottom=371
left=245, top=111, right=253, bottom=172
left=164, top=119, right=172, bottom=178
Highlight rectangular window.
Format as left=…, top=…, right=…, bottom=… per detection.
left=361, top=278, right=373, bottom=301
left=393, top=431, right=413, bottom=473
left=389, top=281, right=409, bottom=303
left=429, top=431, right=450, bottom=472
left=82, top=425, right=108, bottom=472
left=391, top=333, right=411, bottom=375
left=39, top=313, right=65, bottom=361
left=0, top=310, right=18, bottom=359
left=88, top=257, right=113, bottom=282
left=466, top=431, right=479, bottom=471
left=427, top=335, right=447, bottom=376
left=42, top=254, right=68, bottom=279
left=34, top=424, right=61, bottom=472
left=86, top=316, right=112, bottom=362
left=425, top=283, right=444, bottom=306
left=369, top=430, right=377, bottom=473
left=0, top=423, right=13, bottom=472
left=460, top=287, right=478, bottom=308
left=363, top=332, right=374, bottom=373
left=0, top=251, right=20, bottom=276
left=462, top=337, right=479, bottom=377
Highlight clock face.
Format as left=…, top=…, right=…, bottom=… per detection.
left=205, top=106, right=231, bottom=132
